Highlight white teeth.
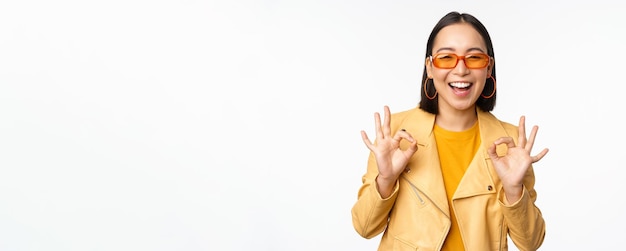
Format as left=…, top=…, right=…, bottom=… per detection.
left=450, top=82, right=471, bottom=88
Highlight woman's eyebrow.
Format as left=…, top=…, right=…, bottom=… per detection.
left=435, top=47, right=486, bottom=53
left=466, top=47, right=486, bottom=53
left=435, top=47, right=455, bottom=53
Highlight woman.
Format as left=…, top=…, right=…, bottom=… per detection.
left=351, top=11, right=548, bottom=251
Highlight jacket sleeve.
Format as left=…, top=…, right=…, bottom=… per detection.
left=351, top=151, right=399, bottom=239
left=498, top=165, right=546, bottom=251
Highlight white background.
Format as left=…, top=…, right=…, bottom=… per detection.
left=1, top=1, right=624, bottom=250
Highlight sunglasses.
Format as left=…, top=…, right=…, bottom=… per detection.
left=430, top=53, right=491, bottom=69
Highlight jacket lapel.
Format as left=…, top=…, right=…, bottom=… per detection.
left=398, top=108, right=450, bottom=217
left=453, top=110, right=510, bottom=200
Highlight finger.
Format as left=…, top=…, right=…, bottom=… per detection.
left=382, top=105, right=391, bottom=137
left=394, top=129, right=418, bottom=156
left=403, top=141, right=419, bottom=158
left=361, top=130, right=375, bottom=151
left=517, top=116, right=527, bottom=148
left=398, top=129, right=419, bottom=157
left=532, top=148, right=549, bottom=163
left=494, top=136, right=516, bottom=149
left=407, top=139, right=418, bottom=153
left=487, top=141, right=499, bottom=159
left=525, top=125, right=540, bottom=152
left=374, top=112, right=383, bottom=140
left=393, top=129, right=415, bottom=143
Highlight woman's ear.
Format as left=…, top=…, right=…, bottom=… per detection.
left=425, top=57, right=433, bottom=78
left=487, top=58, right=495, bottom=76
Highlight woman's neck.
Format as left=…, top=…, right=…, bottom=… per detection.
left=435, top=107, right=478, bottom=132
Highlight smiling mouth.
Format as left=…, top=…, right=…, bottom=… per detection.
left=449, top=82, right=472, bottom=90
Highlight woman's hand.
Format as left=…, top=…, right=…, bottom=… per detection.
left=487, top=116, right=549, bottom=204
left=361, top=106, right=418, bottom=198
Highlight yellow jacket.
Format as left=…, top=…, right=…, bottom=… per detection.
left=351, top=107, right=545, bottom=251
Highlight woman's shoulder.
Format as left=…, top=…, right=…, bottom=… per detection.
left=391, top=106, right=431, bottom=120
left=389, top=106, right=436, bottom=135
left=479, top=110, right=519, bottom=135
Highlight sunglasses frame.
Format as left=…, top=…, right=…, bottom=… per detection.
left=429, top=53, right=492, bottom=69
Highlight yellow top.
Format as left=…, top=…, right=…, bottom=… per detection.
left=434, top=121, right=481, bottom=251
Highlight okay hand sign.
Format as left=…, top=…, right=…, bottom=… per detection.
left=487, top=116, right=549, bottom=204
left=361, top=106, right=418, bottom=194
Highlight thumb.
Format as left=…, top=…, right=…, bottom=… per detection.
left=404, top=141, right=418, bottom=157
left=487, top=143, right=499, bottom=160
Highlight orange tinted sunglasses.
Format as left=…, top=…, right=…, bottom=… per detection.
left=430, top=53, right=491, bottom=69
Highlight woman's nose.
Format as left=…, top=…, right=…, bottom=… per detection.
left=453, top=59, right=470, bottom=75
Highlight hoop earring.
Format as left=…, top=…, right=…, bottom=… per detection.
left=423, top=78, right=437, bottom=100
left=481, top=76, right=497, bottom=99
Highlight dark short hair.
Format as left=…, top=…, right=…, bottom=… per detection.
left=419, top=11, right=497, bottom=114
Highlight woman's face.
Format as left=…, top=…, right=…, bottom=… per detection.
left=426, top=23, right=493, bottom=114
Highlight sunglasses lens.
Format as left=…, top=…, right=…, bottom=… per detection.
left=465, top=54, right=489, bottom=68
left=433, top=54, right=458, bottom=68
